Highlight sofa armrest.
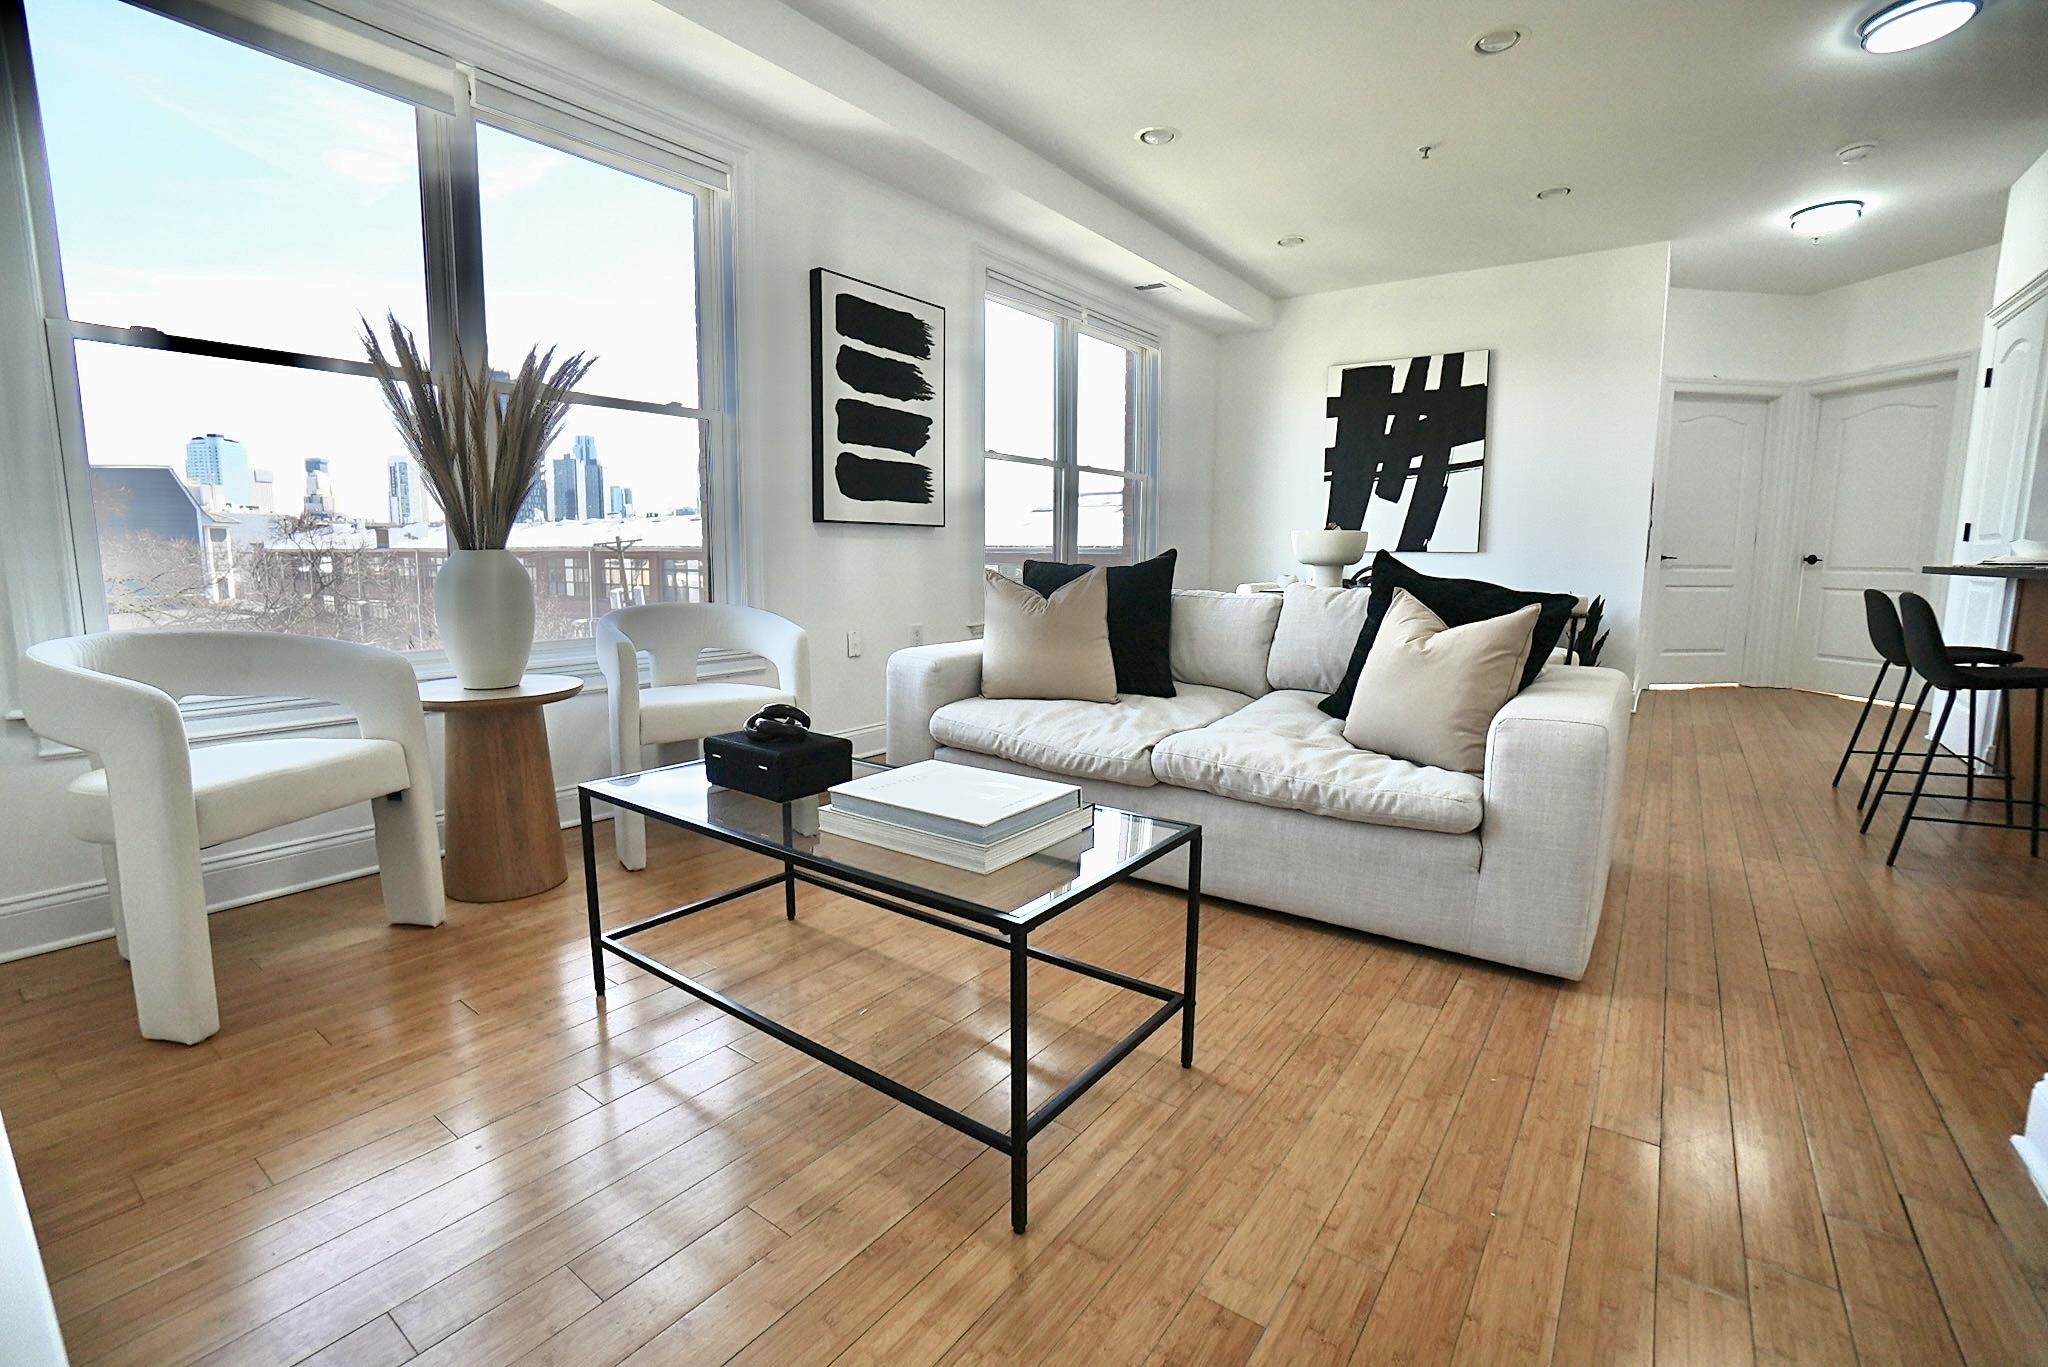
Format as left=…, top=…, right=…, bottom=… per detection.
left=1471, top=666, right=1633, bottom=978
left=885, top=640, right=985, bottom=764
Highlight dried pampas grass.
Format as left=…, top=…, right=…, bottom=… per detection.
left=361, top=313, right=595, bottom=550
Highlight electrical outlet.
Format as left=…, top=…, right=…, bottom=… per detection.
left=910, top=623, right=925, bottom=646
left=846, top=630, right=863, bottom=658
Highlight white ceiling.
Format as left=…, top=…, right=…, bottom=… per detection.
left=775, top=0, right=2048, bottom=297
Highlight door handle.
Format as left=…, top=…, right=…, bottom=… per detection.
left=1801, top=554, right=1823, bottom=566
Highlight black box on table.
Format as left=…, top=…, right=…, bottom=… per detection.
left=702, top=729, right=854, bottom=802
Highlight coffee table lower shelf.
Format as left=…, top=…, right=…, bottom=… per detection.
left=577, top=794, right=1202, bottom=1233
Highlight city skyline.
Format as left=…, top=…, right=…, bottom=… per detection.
left=28, top=0, right=706, bottom=551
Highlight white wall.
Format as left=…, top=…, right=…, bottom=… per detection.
left=1209, top=242, right=1673, bottom=674
left=735, top=146, right=1220, bottom=734
left=1665, top=246, right=1998, bottom=383
left=0, top=10, right=1223, bottom=961
left=1992, top=147, right=2048, bottom=309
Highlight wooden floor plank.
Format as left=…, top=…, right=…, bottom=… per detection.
left=3, top=687, right=2043, bottom=1365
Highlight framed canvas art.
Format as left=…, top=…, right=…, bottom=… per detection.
left=1322, top=349, right=1489, bottom=552
left=811, top=268, right=946, bottom=526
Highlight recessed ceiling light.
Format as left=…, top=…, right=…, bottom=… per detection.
left=1835, top=142, right=1878, bottom=163
left=1535, top=186, right=1572, bottom=200
left=1135, top=126, right=1178, bottom=146
left=1789, top=199, right=1866, bottom=236
left=1276, top=235, right=1307, bottom=248
left=1473, top=27, right=1523, bottom=55
left=1857, top=0, right=1980, bottom=53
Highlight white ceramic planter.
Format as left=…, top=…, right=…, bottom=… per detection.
left=1292, top=529, right=1370, bottom=588
left=435, top=549, right=535, bottom=689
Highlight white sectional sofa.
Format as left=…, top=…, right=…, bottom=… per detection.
left=885, top=586, right=1633, bottom=979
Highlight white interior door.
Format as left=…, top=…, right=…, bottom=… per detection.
left=1788, top=374, right=1959, bottom=697
left=1647, top=394, right=1771, bottom=684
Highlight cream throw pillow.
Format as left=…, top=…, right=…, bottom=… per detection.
left=982, top=567, right=1118, bottom=702
left=1342, top=589, right=1538, bottom=773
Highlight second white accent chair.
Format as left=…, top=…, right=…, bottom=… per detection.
left=596, top=603, right=810, bottom=869
left=17, top=631, right=446, bottom=1044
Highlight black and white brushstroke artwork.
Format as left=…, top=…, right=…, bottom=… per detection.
left=1322, top=350, right=1488, bottom=553
left=811, top=268, right=946, bottom=526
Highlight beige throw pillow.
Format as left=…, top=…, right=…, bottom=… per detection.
left=981, top=568, right=1118, bottom=702
left=1342, top=589, right=1538, bottom=773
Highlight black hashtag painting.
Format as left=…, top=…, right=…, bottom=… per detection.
left=1324, top=351, right=1488, bottom=552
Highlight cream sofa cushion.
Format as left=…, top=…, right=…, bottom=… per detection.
left=981, top=568, right=1117, bottom=702
left=1152, top=690, right=1484, bottom=834
left=1342, top=592, right=1537, bottom=774
left=65, top=737, right=410, bottom=848
left=929, top=685, right=1251, bottom=787
left=1169, top=589, right=1281, bottom=697
left=1267, top=584, right=1373, bottom=693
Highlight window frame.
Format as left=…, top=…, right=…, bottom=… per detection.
left=0, top=0, right=741, bottom=692
left=981, top=269, right=1160, bottom=570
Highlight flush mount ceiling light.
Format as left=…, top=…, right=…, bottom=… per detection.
left=1276, top=235, right=1307, bottom=248
left=1836, top=141, right=1878, bottom=163
left=1857, top=0, right=1980, bottom=53
left=1134, top=126, right=1178, bottom=146
left=1473, top=27, right=1523, bottom=54
left=1789, top=199, right=1866, bottom=236
left=1535, top=185, right=1572, bottom=200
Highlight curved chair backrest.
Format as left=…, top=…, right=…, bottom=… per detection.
left=596, top=602, right=807, bottom=698
left=1863, top=590, right=1908, bottom=668
left=21, top=629, right=428, bottom=762
left=1896, top=592, right=1964, bottom=691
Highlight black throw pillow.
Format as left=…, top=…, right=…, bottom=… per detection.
left=1319, top=551, right=1577, bottom=718
left=1022, top=548, right=1177, bottom=697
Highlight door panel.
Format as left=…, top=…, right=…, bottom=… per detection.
left=1649, top=395, right=1770, bottom=684
left=1791, top=376, right=1958, bottom=696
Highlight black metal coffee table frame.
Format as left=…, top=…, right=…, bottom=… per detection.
left=576, top=777, right=1202, bottom=1233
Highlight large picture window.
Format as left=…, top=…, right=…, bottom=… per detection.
left=18, top=0, right=728, bottom=651
left=983, top=276, right=1158, bottom=570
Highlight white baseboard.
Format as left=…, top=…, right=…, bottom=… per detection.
left=0, top=784, right=602, bottom=965
left=2015, top=1076, right=2048, bottom=1206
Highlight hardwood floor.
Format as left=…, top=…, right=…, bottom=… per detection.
left=4, top=685, right=2046, bottom=1365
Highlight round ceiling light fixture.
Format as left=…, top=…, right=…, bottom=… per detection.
left=1789, top=199, right=1866, bottom=236
left=1473, top=27, right=1524, bottom=54
left=1276, top=235, right=1307, bottom=248
left=1135, top=126, right=1178, bottom=146
left=1535, top=185, right=1572, bottom=200
left=1857, top=0, right=1980, bottom=53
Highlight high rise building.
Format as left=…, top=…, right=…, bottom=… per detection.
left=608, top=486, right=634, bottom=518
left=516, top=479, right=548, bottom=524
left=303, top=458, right=334, bottom=518
left=575, top=435, right=604, bottom=522
left=387, top=456, right=417, bottom=526
left=184, top=433, right=253, bottom=506
left=552, top=454, right=580, bottom=521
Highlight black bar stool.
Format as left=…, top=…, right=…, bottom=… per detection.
left=1874, top=592, right=2045, bottom=865
left=1836, top=589, right=2019, bottom=811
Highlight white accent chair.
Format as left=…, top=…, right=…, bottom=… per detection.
left=596, top=604, right=809, bottom=870
left=18, top=631, right=446, bottom=1044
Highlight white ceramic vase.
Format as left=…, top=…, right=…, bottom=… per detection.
left=435, top=549, right=535, bottom=689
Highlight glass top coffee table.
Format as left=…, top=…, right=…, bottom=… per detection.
left=577, top=759, right=1202, bottom=1233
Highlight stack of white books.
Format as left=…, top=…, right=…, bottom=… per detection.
left=820, top=761, right=1094, bottom=874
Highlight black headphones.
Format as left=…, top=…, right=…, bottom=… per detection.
left=745, top=702, right=812, bottom=743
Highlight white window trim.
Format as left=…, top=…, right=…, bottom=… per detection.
left=0, top=0, right=747, bottom=720
left=980, top=260, right=1163, bottom=564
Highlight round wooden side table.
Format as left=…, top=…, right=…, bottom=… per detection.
left=420, top=673, right=584, bottom=903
